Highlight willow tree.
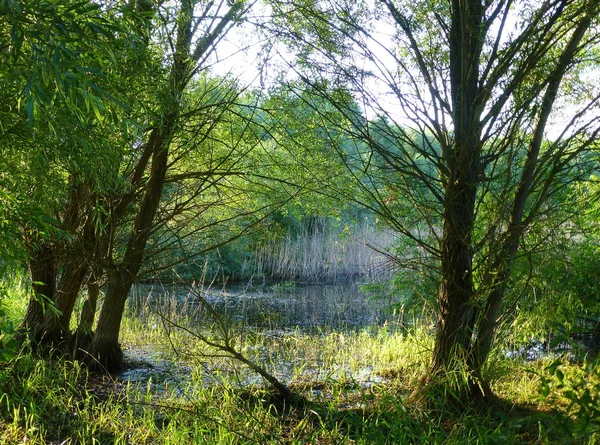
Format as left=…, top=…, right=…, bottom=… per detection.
left=271, top=0, right=600, bottom=400
left=87, top=0, right=250, bottom=371
left=1, top=0, right=146, bottom=342
left=6, top=0, right=275, bottom=369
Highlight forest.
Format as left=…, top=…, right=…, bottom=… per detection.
left=0, top=0, right=599, bottom=443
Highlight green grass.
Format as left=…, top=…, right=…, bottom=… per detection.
left=1, top=290, right=599, bottom=443
left=2, top=322, right=599, bottom=443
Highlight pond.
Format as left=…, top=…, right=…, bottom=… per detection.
left=128, top=281, right=398, bottom=333
left=118, top=282, right=598, bottom=393
left=119, top=282, right=398, bottom=392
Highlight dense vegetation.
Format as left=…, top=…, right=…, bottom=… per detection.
left=1, top=0, right=600, bottom=442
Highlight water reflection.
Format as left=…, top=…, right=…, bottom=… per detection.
left=129, top=282, right=393, bottom=332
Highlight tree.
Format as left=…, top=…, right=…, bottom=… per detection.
left=270, top=0, right=600, bottom=400
left=1, top=0, right=145, bottom=342
left=86, top=0, right=250, bottom=371
left=3, top=0, right=264, bottom=372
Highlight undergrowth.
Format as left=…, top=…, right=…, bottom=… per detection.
left=1, top=323, right=598, bottom=443
left=1, top=288, right=598, bottom=443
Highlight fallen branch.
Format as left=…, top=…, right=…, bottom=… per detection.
left=157, top=284, right=305, bottom=407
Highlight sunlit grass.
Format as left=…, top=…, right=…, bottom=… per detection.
left=0, top=273, right=29, bottom=324
left=1, top=285, right=599, bottom=443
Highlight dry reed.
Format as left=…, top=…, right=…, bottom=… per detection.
left=254, top=218, right=394, bottom=282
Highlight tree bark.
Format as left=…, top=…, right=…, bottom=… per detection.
left=38, top=259, right=87, bottom=345
left=19, top=243, right=57, bottom=342
left=30, top=181, right=93, bottom=347
left=83, top=271, right=130, bottom=372
left=84, top=0, right=196, bottom=371
left=429, top=0, right=484, bottom=399
left=77, top=267, right=102, bottom=337
left=87, top=112, right=173, bottom=371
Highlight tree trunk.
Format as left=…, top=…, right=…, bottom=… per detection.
left=87, top=124, right=172, bottom=371
left=77, top=267, right=102, bottom=337
left=83, top=0, right=245, bottom=372
left=428, top=0, right=485, bottom=401
left=32, top=181, right=92, bottom=347
left=19, top=243, right=57, bottom=342
left=430, top=168, right=482, bottom=398
left=38, top=260, right=87, bottom=345
left=83, top=272, right=130, bottom=372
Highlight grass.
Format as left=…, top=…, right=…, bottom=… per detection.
left=1, top=289, right=599, bottom=443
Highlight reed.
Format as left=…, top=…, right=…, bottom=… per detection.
left=254, top=217, right=395, bottom=283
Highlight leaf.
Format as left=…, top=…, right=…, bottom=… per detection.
left=555, top=368, right=564, bottom=384
left=545, top=358, right=563, bottom=375
left=0, top=349, right=17, bottom=362
left=63, top=1, right=91, bottom=14
left=539, top=381, right=550, bottom=398
left=25, top=96, right=36, bottom=125
left=88, top=82, right=128, bottom=109
left=549, top=335, right=568, bottom=349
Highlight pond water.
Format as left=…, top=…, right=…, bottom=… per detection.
left=128, top=282, right=397, bottom=333
left=118, top=282, right=598, bottom=394
left=120, top=282, right=397, bottom=393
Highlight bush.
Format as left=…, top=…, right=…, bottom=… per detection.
left=537, top=353, right=600, bottom=442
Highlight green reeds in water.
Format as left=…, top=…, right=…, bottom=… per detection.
left=2, top=280, right=599, bottom=443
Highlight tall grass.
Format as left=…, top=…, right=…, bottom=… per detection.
left=2, top=282, right=599, bottom=444
left=0, top=272, right=30, bottom=324
left=3, top=318, right=596, bottom=443
left=255, top=218, right=394, bottom=283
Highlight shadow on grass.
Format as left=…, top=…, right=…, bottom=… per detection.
left=235, top=383, right=577, bottom=444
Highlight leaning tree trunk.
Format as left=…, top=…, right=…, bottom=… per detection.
left=77, top=267, right=102, bottom=339
left=37, top=258, right=88, bottom=345
left=84, top=271, right=132, bottom=371
left=87, top=125, right=171, bottom=372
left=84, top=0, right=186, bottom=372
left=84, top=0, right=246, bottom=372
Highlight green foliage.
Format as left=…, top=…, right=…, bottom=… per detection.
left=511, top=242, right=600, bottom=341
left=257, top=83, right=360, bottom=214
left=360, top=231, right=439, bottom=321
left=0, top=274, right=30, bottom=362
left=499, top=176, right=600, bottom=344
left=536, top=354, right=600, bottom=442
left=0, top=0, right=147, bottom=274
left=139, top=82, right=374, bottom=283
left=1, top=308, right=593, bottom=444
left=0, top=0, right=137, bottom=126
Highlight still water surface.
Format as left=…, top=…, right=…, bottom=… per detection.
left=121, top=282, right=394, bottom=390
left=129, top=282, right=395, bottom=332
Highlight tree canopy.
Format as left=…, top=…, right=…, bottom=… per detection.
left=266, top=0, right=600, bottom=399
